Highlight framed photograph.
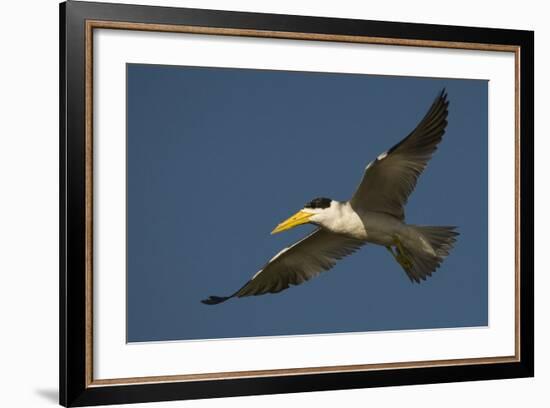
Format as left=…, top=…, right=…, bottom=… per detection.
left=60, top=1, right=534, bottom=406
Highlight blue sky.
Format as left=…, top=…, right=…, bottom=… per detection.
left=127, top=64, right=488, bottom=342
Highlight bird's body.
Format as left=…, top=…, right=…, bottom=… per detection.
left=311, top=200, right=403, bottom=244
left=202, top=90, right=458, bottom=305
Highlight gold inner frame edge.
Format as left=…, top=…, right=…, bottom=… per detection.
left=84, top=19, right=521, bottom=388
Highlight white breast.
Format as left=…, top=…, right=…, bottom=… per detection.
left=312, top=201, right=368, bottom=240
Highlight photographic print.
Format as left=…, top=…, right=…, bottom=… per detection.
left=126, top=64, right=488, bottom=342
left=61, top=3, right=533, bottom=405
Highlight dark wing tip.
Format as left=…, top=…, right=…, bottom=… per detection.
left=439, top=88, right=449, bottom=107
left=201, top=295, right=231, bottom=305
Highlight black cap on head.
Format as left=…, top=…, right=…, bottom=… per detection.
left=304, top=197, right=332, bottom=209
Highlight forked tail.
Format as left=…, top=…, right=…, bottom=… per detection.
left=396, top=225, right=459, bottom=283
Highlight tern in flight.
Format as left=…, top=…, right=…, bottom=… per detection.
left=202, top=90, right=458, bottom=305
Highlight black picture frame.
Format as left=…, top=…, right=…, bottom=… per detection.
left=60, top=1, right=534, bottom=406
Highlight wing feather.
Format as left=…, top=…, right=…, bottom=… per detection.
left=350, top=90, right=449, bottom=220
left=201, top=229, right=365, bottom=304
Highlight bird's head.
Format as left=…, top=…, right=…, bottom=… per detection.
left=271, top=197, right=335, bottom=234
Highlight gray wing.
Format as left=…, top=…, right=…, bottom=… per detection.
left=201, top=229, right=365, bottom=304
left=350, top=90, right=449, bottom=220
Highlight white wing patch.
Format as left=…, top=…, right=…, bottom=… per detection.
left=268, top=247, right=290, bottom=263
left=252, top=240, right=300, bottom=280
left=377, top=151, right=388, bottom=160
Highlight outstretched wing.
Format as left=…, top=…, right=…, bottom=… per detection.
left=201, top=229, right=365, bottom=305
left=350, top=90, right=449, bottom=220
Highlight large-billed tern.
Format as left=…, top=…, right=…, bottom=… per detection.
left=202, top=90, right=458, bottom=305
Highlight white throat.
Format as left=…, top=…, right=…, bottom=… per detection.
left=308, top=201, right=366, bottom=238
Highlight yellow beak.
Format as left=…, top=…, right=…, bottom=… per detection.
left=271, top=210, right=313, bottom=234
